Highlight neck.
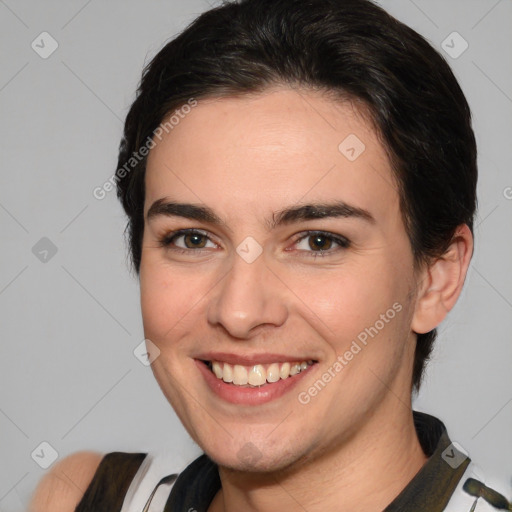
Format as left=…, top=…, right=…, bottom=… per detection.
left=208, top=405, right=428, bottom=512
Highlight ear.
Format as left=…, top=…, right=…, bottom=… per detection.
left=411, top=224, right=474, bottom=334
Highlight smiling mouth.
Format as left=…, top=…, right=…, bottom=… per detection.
left=201, top=359, right=316, bottom=387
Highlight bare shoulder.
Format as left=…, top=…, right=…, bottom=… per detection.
left=28, top=451, right=104, bottom=512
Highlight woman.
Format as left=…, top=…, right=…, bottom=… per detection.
left=30, top=0, right=510, bottom=510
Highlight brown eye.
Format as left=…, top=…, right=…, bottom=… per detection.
left=183, top=232, right=207, bottom=248
left=293, top=231, right=350, bottom=258
left=158, top=229, right=216, bottom=251
left=308, top=234, right=333, bottom=251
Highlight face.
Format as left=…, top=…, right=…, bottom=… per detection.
left=140, top=87, right=422, bottom=473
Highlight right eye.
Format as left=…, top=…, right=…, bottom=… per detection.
left=158, top=229, right=218, bottom=252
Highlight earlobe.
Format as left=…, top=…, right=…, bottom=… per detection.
left=411, top=224, right=473, bottom=334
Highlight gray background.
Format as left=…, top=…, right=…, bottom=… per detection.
left=0, top=0, right=511, bottom=510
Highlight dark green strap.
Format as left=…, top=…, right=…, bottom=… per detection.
left=384, top=413, right=471, bottom=512
left=463, top=478, right=512, bottom=510
left=75, top=452, right=147, bottom=512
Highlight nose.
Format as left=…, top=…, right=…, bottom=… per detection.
left=207, top=249, right=289, bottom=339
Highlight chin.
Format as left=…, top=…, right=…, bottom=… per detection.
left=202, top=439, right=306, bottom=474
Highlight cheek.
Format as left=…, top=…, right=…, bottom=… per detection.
left=140, top=254, right=227, bottom=355
left=292, top=261, right=401, bottom=337
left=140, top=260, right=200, bottom=343
left=290, top=263, right=414, bottom=386
left=140, top=268, right=169, bottom=336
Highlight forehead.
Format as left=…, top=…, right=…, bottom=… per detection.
left=144, top=87, right=399, bottom=225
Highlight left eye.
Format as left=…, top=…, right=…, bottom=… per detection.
left=293, top=231, right=350, bottom=256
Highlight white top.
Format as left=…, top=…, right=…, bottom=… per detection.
left=119, top=448, right=184, bottom=512
left=119, top=449, right=508, bottom=512
left=443, top=461, right=502, bottom=512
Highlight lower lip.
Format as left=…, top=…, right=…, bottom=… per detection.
left=195, top=360, right=317, bottom=406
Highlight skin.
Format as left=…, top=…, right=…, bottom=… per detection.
left=28, top=451, right=103, bottom=512
left=140, top=87, right=473, bottom=512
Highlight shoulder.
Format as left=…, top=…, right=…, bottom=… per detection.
left=443, top=460, right=512, bottom=512
left=28, top=451, right=104, bottom=512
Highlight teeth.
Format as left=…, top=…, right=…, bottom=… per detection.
left=248, top=365, right=266, bottom=386
left=280, top=362, right=291, bottom=379
left=266, top=363, right=280, bottom=383
left=233, top=365, right=248, bottom=385
left=223, top=363, right=233, bottom=382
left=289, top=363, right=300, bottom=376
left=208, top=360, right=314, bottom=387
left=212, top=361, right=223, bottom=379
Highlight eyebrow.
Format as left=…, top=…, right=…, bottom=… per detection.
left=146, top=198, right=375, bottom=230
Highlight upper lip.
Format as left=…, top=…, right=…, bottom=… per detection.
left=194, top=352, right=317, bottom=366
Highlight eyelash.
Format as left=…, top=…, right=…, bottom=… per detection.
left=157, top=229, right=350, bottom=258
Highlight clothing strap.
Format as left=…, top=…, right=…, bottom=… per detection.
left=75, top=452, right=146, bottom=512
